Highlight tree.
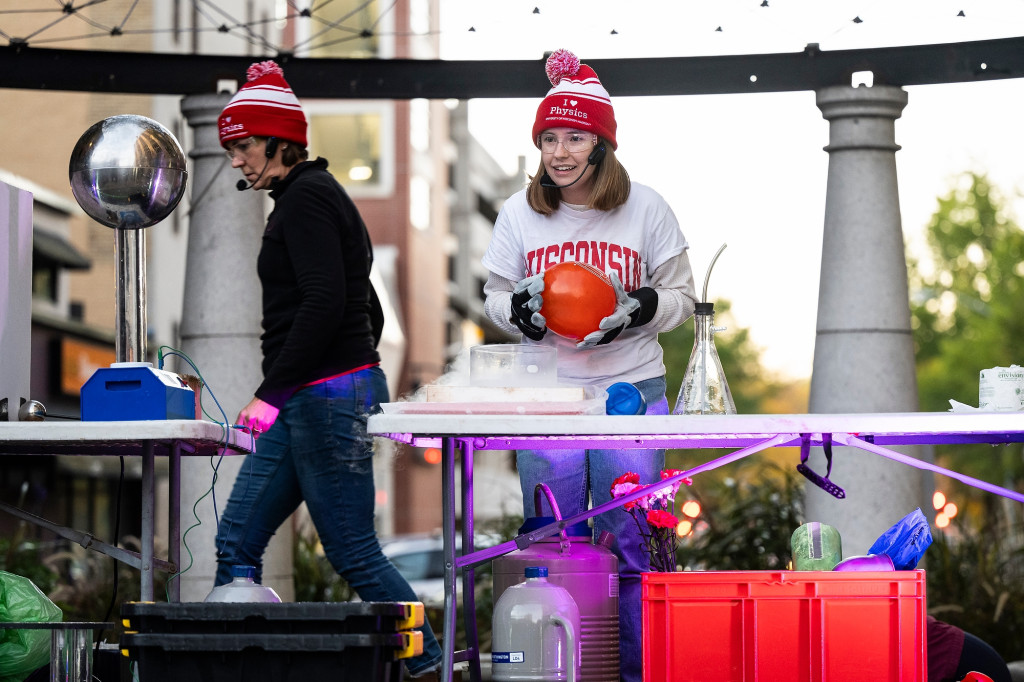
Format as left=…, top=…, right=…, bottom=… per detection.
left=907, top=172, right=1024, bottom=489
left=910, top=172, right=1024, bottom=407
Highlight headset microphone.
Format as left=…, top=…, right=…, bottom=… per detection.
left=235, top=163, right=268, bottom=191
left=539, top=144, right=606, bottom=189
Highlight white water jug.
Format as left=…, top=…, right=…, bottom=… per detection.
left=204, top=565, right=282, bottom=603
left=492, top=566, right=579, bottom=682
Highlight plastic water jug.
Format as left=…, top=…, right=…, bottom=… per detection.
left=493, top=485, right=620, bottom=681
left=204, top=565, right=282, bottom=603
left=492, top=566, right=579, bottom=682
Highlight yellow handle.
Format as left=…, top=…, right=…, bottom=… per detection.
left=397, top=630, right=424, bottom=660
left=397, top=601, right=425, bottom=629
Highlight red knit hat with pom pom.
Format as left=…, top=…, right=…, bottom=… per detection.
left=218, top=61, right=308, bottom=147
left=532, top=49, right=617, bottom=150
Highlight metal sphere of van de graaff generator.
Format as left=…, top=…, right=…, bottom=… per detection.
left=68, top=114, right=188, bottom=229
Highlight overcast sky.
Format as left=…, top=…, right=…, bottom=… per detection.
left=438, top=0, right=1024, bottom=380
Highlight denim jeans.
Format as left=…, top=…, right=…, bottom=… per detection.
left=515, top=376, right=668, bottom=682
left=214, top=366, right=442, bottom=676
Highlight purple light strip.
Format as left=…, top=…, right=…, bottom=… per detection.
left=839, top=434, right=1024, bottom=503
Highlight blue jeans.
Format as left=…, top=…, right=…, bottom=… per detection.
left=214, top=366, right=442, bottom=676
left=515, top=376, right=668, bottom=682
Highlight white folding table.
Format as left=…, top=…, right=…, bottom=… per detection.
left=368, top=410, right=1024, bottom=682
left=0, top=420, right=254, bottom=601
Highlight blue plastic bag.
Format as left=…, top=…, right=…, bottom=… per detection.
left=867, top=508, right=933, bottom=570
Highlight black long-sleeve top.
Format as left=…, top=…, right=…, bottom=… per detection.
left=255, top=157, right=380, bottom=408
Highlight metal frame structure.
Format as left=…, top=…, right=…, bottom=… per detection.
left=1, top=36, right=1023, bottom=97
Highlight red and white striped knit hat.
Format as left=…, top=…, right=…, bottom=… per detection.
left=532, top=49, right=617, bottom=150
left=218, top=61, right=308, bottom=147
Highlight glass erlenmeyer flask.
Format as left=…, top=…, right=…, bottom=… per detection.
left=672, top=302, right=736, bottom=415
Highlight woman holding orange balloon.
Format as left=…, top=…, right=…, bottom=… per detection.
left=482, top=49, right=698, bottom=682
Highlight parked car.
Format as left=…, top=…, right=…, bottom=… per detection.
left=380, top=532, right=503, bottom=609
left=379, top=533, right=455, bottom=609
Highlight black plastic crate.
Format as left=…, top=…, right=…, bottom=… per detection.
left=121, top=632, right=408, bottom=682
left=121, top=601, right=421, bottom=635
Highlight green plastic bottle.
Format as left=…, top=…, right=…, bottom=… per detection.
left=791, top=522, right=842, bottom=571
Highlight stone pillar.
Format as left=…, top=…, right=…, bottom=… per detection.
left=177, top=93, right=293, bottom=601
left=808, top=85, right=933, bottom=557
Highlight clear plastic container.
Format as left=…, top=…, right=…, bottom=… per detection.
left=204, top=565, right=282, bottom=603
left=469, top=344, right=558, bottom=388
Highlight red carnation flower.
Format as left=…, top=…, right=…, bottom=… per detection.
left=611, top=472, right=640, bottom=489
left=661, top=469, right=693, bottom=486
left=623, top=484, right=651, bottom=511
left=646, top=509, right=680, bottom=529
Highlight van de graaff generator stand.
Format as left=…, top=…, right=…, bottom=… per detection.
left=673, top=243, right=737, bottom=415
left=68, top=115, right=191, bottom=417
left=68, top=112, right=188, bottom=382
left=61, top=115, right=188, bottom=682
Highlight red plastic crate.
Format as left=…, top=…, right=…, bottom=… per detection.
left=642, top=570, right=927, bottom=682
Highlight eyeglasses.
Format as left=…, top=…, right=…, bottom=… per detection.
left=538, top=131, right=597, bottom=154
left=225, top=137, right=258, bottom=160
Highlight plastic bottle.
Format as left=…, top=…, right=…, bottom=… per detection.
left=204, top=565, right=282, bottom=603
left=492, top=566, right=580, bottom=682
left=791, top=522, right=842, bottom=571
left=672, top=301, right=736, bottom=415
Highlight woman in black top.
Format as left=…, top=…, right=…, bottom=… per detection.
left=213, top=61, right=442, bottom=680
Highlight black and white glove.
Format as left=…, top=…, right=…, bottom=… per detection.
left=577, top=272, right=658, bottom=349
left=510, top=273, right=547, bottom=341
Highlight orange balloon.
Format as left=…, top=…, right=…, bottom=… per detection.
left=542, top=262, right=617, bottom=340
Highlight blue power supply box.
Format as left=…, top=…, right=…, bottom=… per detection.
left=81, top=363, right=196, bottom=421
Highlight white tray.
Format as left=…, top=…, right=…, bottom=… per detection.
left=381, top=385, right=605, bottom=415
